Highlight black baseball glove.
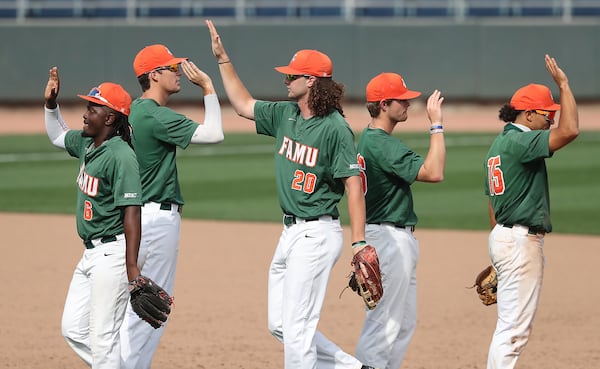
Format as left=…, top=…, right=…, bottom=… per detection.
left=129, top=275, right=173, bottom=329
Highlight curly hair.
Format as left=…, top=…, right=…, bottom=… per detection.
left=308, top=77, right=345, bottom=118
left=498, top=103, right=521, bottom=123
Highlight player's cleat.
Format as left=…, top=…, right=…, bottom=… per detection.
left=361, top=366, right=379, bottom=369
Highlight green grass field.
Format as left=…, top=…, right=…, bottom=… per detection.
left=1, top=132, right=598, bottom=235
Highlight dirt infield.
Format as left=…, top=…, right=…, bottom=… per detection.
left=2, top=103, right=599, bottom=368
left=2, top=213, right=598, bottom=369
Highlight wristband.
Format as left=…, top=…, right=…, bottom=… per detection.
left=352, top=240, right=368, bottom=249
left=217, top=59, right=231, bottom=65
left=430, top=124, right=444, bottom=134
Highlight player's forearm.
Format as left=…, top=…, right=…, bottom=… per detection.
left=550, top=82, right=579, bottom=152
left=123, top=205, right=142, bottom=282
left=217, top=61, right=256, bottom=120
left=200, top=80, right=216, bottom=96
left=44, top=105, right=68, bottom=149
left=419, top=133, right=446, bottom=182
left=344, top=176, right=366, bottom=245
left=190, top=94, right=224, bottom=144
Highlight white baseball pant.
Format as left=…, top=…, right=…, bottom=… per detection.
left=268, top=216, right=363, bottom=369
left=487, top=224, right=545, bottom=369
left=356, top=223, right=419, bottom=369
left=120, top=202, right=181, bottom=369
left=62, top=238, right=129, bottom=369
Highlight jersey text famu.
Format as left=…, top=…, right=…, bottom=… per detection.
left=64, top=131, right=142, bottom=242
left=254, top=101, right=359, bottom=218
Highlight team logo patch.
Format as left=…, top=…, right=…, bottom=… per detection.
left=124, top=192, right=139, bottom=199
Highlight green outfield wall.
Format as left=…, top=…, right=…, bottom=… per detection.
left=1, top=21, right=599, bottom=103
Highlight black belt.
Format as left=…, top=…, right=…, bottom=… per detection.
left=502, top=224, right=545, bottom=235
left=160, top=203, right=174, bottom=210
left=370, top=223, right=415, bottom=232
left=159, top=202, right=182, bottom=213
left=283, top=214, right=338, bottom=227
left=83, top=235, right=117, bottom=249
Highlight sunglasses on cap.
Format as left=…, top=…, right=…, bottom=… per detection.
left=154, top=64, right=180, bottom=73
left=285, top=74, right=310, bottom=82
left=533, top=109, right=556, bottom=123
left=86, top=87, right=109, bottom=104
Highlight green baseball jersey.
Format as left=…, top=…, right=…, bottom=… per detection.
left=254, top=101, right=360, bottom=218
left=356, top=127, right=424, bottom=225
left=129, top=98, right=198, bottom=204
left=64, top=131, right=142, bottom=242
left=484, top=123, right=553, bottom=232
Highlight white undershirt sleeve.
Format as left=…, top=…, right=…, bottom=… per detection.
left=189, top=94, right=225, bottom=144
left=44, top=104, right=69, bottom=149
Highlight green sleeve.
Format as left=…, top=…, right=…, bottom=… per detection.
left=111, top=144, right=143, bottom=207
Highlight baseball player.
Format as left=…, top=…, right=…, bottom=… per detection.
left=484, top=55, right=578, bottom=369
left=119, top=44, right=224, bottom=369
left=44, top=67, right=142, bottom=369
left=206, top=20, right=375, bottom=369
left=355, top=73, right=446, bottom=369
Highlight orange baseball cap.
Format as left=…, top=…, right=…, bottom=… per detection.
left=133, top=44, right=187, bottom=77
left=510, top=83, right=560, bottom=111
left=78, top=82, right=132, bottom=116
left=275, top=49, right=332, bottom=77
left=366, top=73, right=421, bottom=102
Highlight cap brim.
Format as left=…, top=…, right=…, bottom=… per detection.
left=78, top=95, right=111, bottom=109
left=397, top=90, right=422, bottom=100
left=136, top=57, right=188, bottom=77
left=370, top=90, right=422, bottom=102
left=543, top=103, right=561, bottom=111
left=166, top=57, right=188, bottom=65
left=275, top=66, right=304, bottom=75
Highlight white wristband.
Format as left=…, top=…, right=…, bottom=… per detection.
left=430, top=125, right=444, bottom=134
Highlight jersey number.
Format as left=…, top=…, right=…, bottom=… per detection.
left=83, top=200, right=93, bottom=221
left=357, top=153, right=367, bottom=194
left=291, top=170, right=317, bottom=194
left=487, top=156, right=505, bottom=196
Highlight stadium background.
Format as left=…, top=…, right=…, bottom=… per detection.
left=1, top=2, right=599, bottom=369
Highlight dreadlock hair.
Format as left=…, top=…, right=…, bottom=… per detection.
left=107, top=111, right=134, bottom=149
left=308, top=77, right=345, bottom=118
left=499, top=103, right=521, bottom=123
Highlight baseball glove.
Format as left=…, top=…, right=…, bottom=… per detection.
left=349, top=245, right=383, bottom=310
left=471, top=265, right=497, bottom=306
left=129, top=275, right=173, bottom=329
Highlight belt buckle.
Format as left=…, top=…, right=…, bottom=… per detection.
left=283, top=214, right=295, bottom=226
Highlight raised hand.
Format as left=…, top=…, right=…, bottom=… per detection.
left=426, top=89, right=444, bottom=126
left=180, top=60, right=215, bottom=94
left=545, top=54, right=568, bottom=87
left=45, top=66, right=60, bottom=109
left=205, top=19, right=229, bottom=63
